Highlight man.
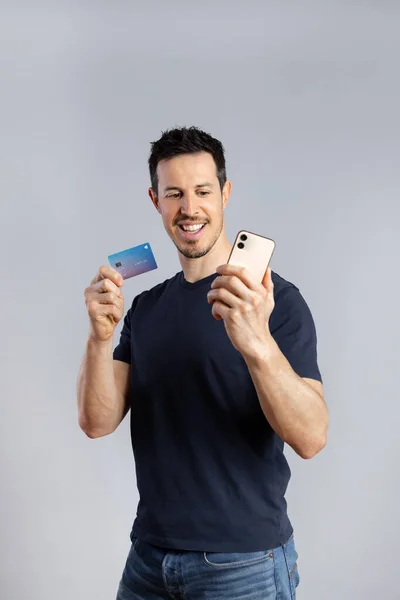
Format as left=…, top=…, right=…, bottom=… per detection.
left=77, top=126, right=328, bottom=600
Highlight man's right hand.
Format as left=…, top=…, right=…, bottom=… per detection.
left=85, top=266, right=125, bottom=342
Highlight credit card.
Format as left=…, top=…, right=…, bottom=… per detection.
left=108, top=242, right=158, bottom=280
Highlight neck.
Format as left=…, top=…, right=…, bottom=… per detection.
left=179, top=231, right=232, bottom=283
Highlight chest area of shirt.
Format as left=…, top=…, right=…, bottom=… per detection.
left=131, top=289, right=247, bottom=380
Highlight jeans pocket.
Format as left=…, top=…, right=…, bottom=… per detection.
left=290, top=562, right=300, bottom=591
left=283, top=537, right=300, bottom=598
left=203, top=549, right=273, bottom=569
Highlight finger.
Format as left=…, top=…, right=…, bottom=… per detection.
left=211, top=300, right=229, bottom=321
left=208, top=287, right=242, bottom=309
left=216, top=264, right=260, bottom=291
left=85, top=281, right=123, bottom=308
left=262, top=267, right=273, bottom=292
left=93, top=277, right=123, bottom=297
left=91, top=266, right=124, bottom=288
left=96, top=291, right=124, bottom=308
left=87, top=300, right=121, bottom=321
left=211, top=274, right=252, bottom=301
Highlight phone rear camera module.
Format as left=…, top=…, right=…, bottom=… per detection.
left=116, top=262, right=122, bottom=267
left=240, top=234, right=247, bottom=241
left=238, top=242, right=245, bottom=249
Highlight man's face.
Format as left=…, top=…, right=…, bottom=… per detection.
left=149, top=152, right=230, bottom=259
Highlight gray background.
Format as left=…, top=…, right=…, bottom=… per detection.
left=1, top=2, right=399, bottom=599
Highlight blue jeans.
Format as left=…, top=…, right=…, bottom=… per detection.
left=116, top=533, right=300, bottom=599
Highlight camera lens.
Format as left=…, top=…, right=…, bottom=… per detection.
left=238, top=242, right=245, bottom=249
left=240, top=234, right=247, bottom=241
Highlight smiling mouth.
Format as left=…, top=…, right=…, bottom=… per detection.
left=178, top=223, right=206, bottom=233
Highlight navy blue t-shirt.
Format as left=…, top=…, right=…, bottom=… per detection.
left=113, top=270, right=322, bottom=552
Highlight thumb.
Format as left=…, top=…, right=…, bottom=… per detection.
left=262, top=267, right=273, bottom=292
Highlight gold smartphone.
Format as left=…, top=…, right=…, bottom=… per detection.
left=227, top=230, right=275, bottom=283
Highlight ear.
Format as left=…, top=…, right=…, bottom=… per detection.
left=148, top=187, right=161, bottom=214
left=222, top=181, right=232, bottom=210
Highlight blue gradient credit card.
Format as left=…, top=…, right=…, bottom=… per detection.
left=108, top=242, right=158, bottom=280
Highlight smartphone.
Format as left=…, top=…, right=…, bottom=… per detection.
left=227, top=230, right=275, bottom=283
left=108, top=242, right=158, bottom=280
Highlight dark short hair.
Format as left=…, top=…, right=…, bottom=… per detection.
left=148, top=126, right=227, bottom=194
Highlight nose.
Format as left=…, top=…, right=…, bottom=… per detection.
left=180, top=192, right=199, bottom=217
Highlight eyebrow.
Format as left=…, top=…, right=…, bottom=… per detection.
left=163, top=182, right=214, bottom=192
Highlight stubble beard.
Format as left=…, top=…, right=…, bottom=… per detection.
left=174, top=218, right=224, bottom=260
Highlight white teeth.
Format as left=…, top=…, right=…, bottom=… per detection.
left=181, top=224, right=204, bottom=232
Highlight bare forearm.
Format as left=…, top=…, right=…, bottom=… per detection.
left=77, top=336, right=119, bottom=437
left=244, top=337, right=328, bottom=459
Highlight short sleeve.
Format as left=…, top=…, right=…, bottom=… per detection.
left=113, top=295, right=140, bottom=364
left=270, top=286, right=322, bottom=383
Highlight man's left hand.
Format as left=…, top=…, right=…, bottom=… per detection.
left=207, top=264, right=275, bottom=359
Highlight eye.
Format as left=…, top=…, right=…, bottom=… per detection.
left=166, top=193, right=180, bottom=199
left=198, top=191, right=210, bottom=196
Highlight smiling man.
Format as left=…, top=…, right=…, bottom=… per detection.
left=77, top=126, right=328, bottom=600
